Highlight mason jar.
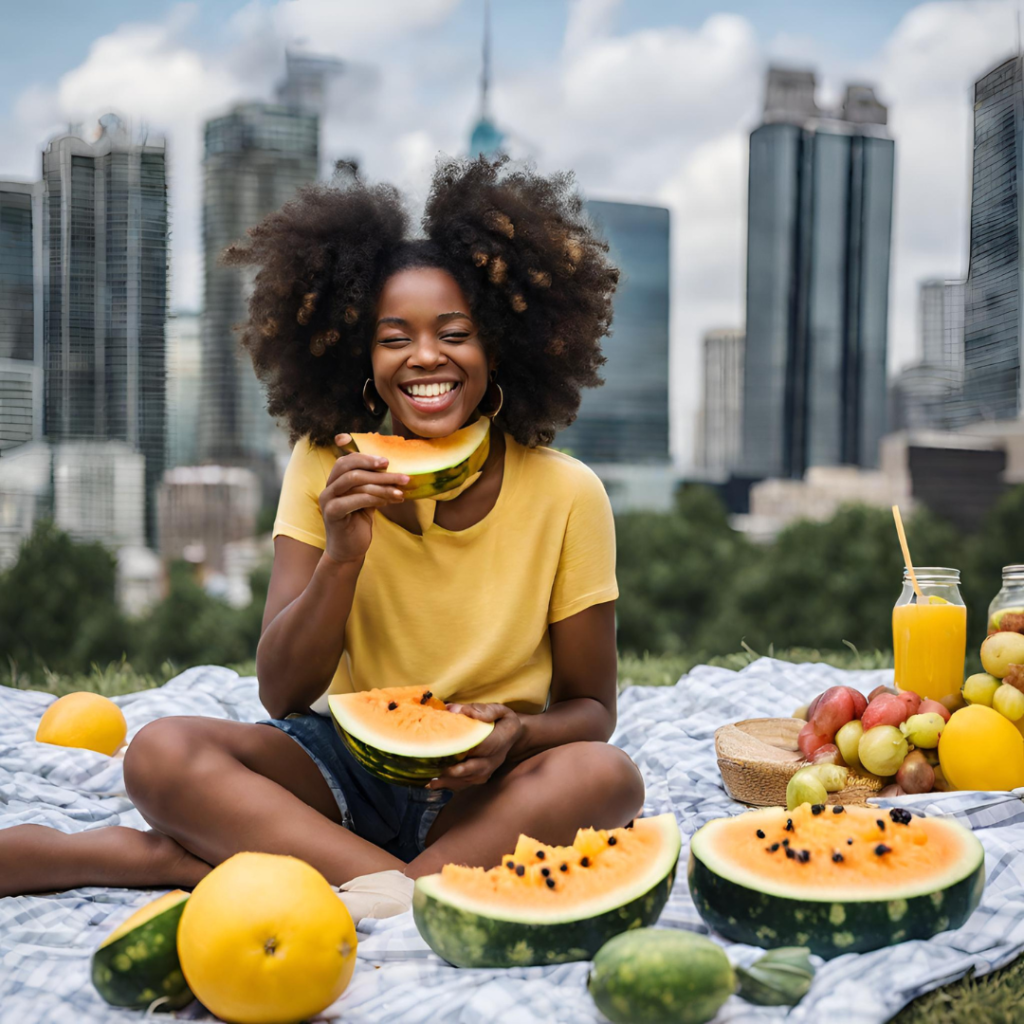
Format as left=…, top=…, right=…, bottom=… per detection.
left=988, top=566, right=1024, bottom=634
left=893, top=567, right=967, bottom=706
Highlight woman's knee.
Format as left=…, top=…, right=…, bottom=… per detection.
left=123, top=718, right=205, bottom=814
left=538, top=742, right=645, bottom=817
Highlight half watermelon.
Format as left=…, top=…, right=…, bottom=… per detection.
left=343, top=417, right=490, bottom=501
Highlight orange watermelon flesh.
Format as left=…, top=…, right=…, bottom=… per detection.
left=414, top=815, right=682, bottom=966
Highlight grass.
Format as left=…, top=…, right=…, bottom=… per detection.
left=2, top=647, right=1017, bottom=1022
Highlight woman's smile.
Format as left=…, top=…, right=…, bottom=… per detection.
left=398, top=378, right=462, bottom=414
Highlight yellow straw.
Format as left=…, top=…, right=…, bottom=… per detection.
left=891, top=505, right=923, bottom=601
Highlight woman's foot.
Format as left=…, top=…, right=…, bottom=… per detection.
left=0, top=824, right=210, bottom=898
left=334, top=869, right=415, bottom=925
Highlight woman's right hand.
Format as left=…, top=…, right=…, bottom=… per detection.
left=318, top=433, right=409, bottom=565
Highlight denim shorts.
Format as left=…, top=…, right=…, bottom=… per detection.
left=262, top=711, right=453, bottom=863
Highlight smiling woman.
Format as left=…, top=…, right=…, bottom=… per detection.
left=0, top=157, right=641, bottom=914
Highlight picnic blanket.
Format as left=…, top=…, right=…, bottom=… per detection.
left=2, top=660, right=1024, bottom=1024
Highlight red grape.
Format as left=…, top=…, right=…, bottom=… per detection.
left=898, top=690, right=922, bottom=716
left=797, top=721, right=831, bottom=758
left=896, top=751, right=935, bottom=794
left=918, top=699, right=951, bottom=723
left=861, top=694, right=910, bottom=731
left=844, top=687, right=868, bottom=719
left=868, top=684, right=898, bottom=702
left=809, top=687, right=856, bottom=740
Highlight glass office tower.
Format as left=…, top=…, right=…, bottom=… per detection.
left=555, top=199, right=671, bottom=464
left=742, top=70, right=894, bottom=478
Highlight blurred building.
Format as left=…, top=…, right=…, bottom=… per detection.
left=41, top=116, right=168, bottom=541
left=116, top=544, right=162, bottom=618
left=0, top=440, right=50, bottom=568
left=742, top=68, right=895, bottom=479
left=166, top=311, right=201, bottom=468
left=697, top=328, right=744, bottom=476
left=0, top=180, right=43, bottom=454
left=556, top=200, right=671, bottom=465
left=275, top=50, right=348, bottom=116
left=157, top=465, right=260, bottom=575
left=920, top=279, right=966, bottom=375
left=198, top=103, right=318, bottom=496
left=468, top=0, right=505, bottom=159
left=962, top=56, right=1024, bottom=424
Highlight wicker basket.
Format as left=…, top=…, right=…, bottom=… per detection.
left=715, top=718, right=884, bottom=807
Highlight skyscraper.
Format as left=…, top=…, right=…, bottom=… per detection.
left=962, top=56, right=1024, bottom=423
left=698, top=328, right=745, bottom=475
left=166, top=311, right=201, bottom=468
left=197, top=103, right=318, bottom=488
left=742, top=68, right=895, bottom=479
left=0, top=180, right=42, bottom=453
left=920, top=279, right=965, bottom=377
left=555, top=200, right=671, bottom=463
left=41, top=116, right=168, bottom=538
left=468, top=0, right=506, bottom=159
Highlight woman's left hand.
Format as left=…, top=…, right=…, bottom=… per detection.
left=427, top=703, right=523, bottom=791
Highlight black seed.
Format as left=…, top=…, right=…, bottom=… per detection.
left=798, top=850, right=811, bottom=863
left=756, top=829, right=765, bottom=839
left=785, top=846, right=796, bottom=859
left=770, top=843, right=780, bottom=852
left=541, top=867, right=550, bottom=877
left=833, top=806, right=845, bottom=814
left=607, top=836, right=617, bottom=846
left=545, top=878, right=556, bottom=889
left=420, top=691, right=433, bottom=705
left=875, top=844, right=892, bottom=856
left=784, top=818, right=794, bottom=832
left=781, top=839, right=790, bottom=847
left=580, top=857, right=590, bottom=867
left=876, top=819, right=886, bottom=831
left=387, top=701, right=398, bottom=711
left=536, top=850, right=545, bottom=860
left=890, top=808, right=913, bottom=826
left=506, top=861, right=515, bottom=870
left=559, top=863, right=568, bottom=872
left=832, top=852, right=844, bottom=863
left=515, top=864, right=525, bottom=876
left=626, top=820, right=635, bottom=829
left=811, top=804, right=825, bottom=815
left=847, top=838, right=854, bottom=845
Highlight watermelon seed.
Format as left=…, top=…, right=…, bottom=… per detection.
left=580, top=857, right=590, bottom=867
left=784, top=818, right=794, bottom=832
left=890, top=808, right=913, bottom=826
left=797, top=850, right=811, bottom=863
left=541, top=867, right=550, bottom=877
left=785, top=847, right=796, bottom=859
left=781, top=839, right=790, bottom=847
left=536, top=850, right=545, bottom=859
left=847, top=838, right=854, bottom=845
left=875, top=844, right=892, bottom=856
left=833, top=806, right=845, bottom=814
left=559, top=863, right=568, bottom=872
left=545, top=878, right=556, bottom=889
left=607, top=836, right=617, bottom=846
left=515, top=864, right=525, bottom=876
left=769, top=843, right=780, bottom=852
left=506, top=861, right=515, bottom=870
left=420, top=691, right=433, bottom=705
left=387, top=701, right=398, bottom=711
left=756, top=829, right=766, bottom=838
left=876, top=819, right=886, bottom=831
left=811, top=804, right=825, bottom=815
left=832, top=852, right=844, bottom=863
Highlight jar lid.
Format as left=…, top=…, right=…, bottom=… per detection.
left=1003, top=565, right=1024, bottom=579
left=903, top=566, right=961, bottom=583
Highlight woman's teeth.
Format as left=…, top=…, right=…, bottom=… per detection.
left=406, top=382, right=456, bottom=397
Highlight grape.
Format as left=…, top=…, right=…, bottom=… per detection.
left=868, top=684, right=898, bottom=702
left=792, top=705, right=809, bottom=721
left=786, top=768, right=828, bottom=811
left=896, top=751, right=935, bottom=794
left=835, top=720, right=864, bottom=768
left=858, top=725, right=909, bottom=777
left=897, top=691, right=922, bottom=716
left=843, top=687, right=868, bottom=719
left=900, top=712, right=945, bottom=749
left=797, top=721, right=830, bottom=758
left=808, top=687, right=856, bottom=740
left=962, top=673, right=1000, bottom=707
left=918, top=699, right=951, bottom=723
left=993, top=683, right=1024, bottom=722
left=806, top=763, right=849, bottom=792
left=861, top=694, right=910, bottom=731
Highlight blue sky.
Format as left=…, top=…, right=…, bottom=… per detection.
left=0, top=0, right=1015, bottom=464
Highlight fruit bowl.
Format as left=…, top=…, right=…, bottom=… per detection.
left=715, top=718, right=885, bottom=807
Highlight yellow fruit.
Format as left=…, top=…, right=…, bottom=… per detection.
left=962, top=672, right=1000, bottom=707
left=177, top=852, right=356, bottom=1024
left=35, top=692, right=127, bottom=756
left=939, top=705, right=1024, bottom=791
left=994, top=684, right=1024, bottom=722
left=980, top=631, right=1024, bottom=679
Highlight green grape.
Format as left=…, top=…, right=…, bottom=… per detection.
left=900, top=712, right=945, bottom=749
left=962, top=672, right=1000, bottom=707
left=835, top=720, right=863, bottom=768
left=806, top=763, right=849, bottom=793
left=993, top=683, right=1024, bottom=722
left=858, top=725, right=908, bottom=777
left=786, top=768, right=828, bottom=811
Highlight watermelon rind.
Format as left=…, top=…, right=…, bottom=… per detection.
left=337, top=728, right=479, bottom=787
left=91, top=891, right=193, bottom=1010
left=688, top=813, right=986, bottom=959
left=413, top=815, right=681, bottom=967
left=345, top=417, right=490, bottom=501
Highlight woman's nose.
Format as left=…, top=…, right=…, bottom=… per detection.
left=409, top=337, right=446, bottom=369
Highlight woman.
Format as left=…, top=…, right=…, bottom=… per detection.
left=0, top=158, right=644, bottom=904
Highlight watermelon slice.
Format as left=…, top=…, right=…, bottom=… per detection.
left=343, top=417, right=490, bottom=501
left=329, top=685, right=494, bottom=787
left=688, top=803, right=985, bottom=958
left=413, top=814, right=682, bottom=967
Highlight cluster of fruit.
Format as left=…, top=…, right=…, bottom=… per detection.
left=962, top=631, right=1024, bottom=723
left=792, top=685, right=950, bottom=803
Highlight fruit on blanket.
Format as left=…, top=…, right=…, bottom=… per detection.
left=938, top=705, right=1024, bottom=791
left=868, top=684, right=898, bottom=702
left=897, top=690, right=922, bottom=716
left=735, top=946, right=815, bottom=1006
left=858, top=725, right=908, bottom=777
left=177, top=853, right=356, bottom=1024
left=587, top=928, right=735, bottom=1024
left=835, top=720, right=864, bottom=768
left=810, top=743, right=842, bottom=765
left=342, top=416, right=490, bottom=501
left=962, top=672, right=1001, bottom=707
left=787, top=770, right=828, bottom=811
left=900, top=713, right=945, bottom=749
left=919, top=699, right=951, bottom=723
left=413, top=814, right=681, bottom=968
left=991, top=607, right=1024, bottom=633
left=92, top=890, right=192, bottom=1010
left=688, top=803, right=985, bottom=958
left=861, top=694, right=910, bottom=731
left=797, top=721, right=830, bottom=758
left=994, top=683, right=1024, bottom=722
left=328, top=685, right=494, bottom=786
left=808, top=687, right=856, bottom=739
left=980, top=632, right=1024, bottom=679
left=896, top=751, right=935, bottom=794
left=35, top=691, right=127, bottom=756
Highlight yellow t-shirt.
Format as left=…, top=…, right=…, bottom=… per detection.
left=272, top=434, right=618, bottom=714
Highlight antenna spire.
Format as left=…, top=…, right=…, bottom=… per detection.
left=481, top=0, right=492, bottom=118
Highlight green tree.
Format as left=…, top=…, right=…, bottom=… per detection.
left=963, top=485, right=1024, bottom=634
left=0, top=520, right=129, bottom=674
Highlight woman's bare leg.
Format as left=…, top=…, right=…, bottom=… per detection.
left=408, top=741, right=645, bottom=877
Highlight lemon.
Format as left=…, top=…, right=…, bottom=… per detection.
left=927, top=595, right=950, bottom=605
left=939, top=704, right=1024, bottom=791
left=35, top=692, right=127, bottom=756
left=177, top=853, right=356, bottom=1024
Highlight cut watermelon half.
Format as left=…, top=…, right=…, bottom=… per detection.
left=343, top=417, right=490, bottom=501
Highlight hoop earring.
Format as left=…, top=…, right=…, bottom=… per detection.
left=362, top=378, right=384, bottom=418
left=479, top=380, right=504, bottom=418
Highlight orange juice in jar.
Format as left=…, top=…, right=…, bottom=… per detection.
left=892, top=567, right=967, bottom=705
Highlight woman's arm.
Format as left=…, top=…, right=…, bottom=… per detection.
left=428, top=601, right=617, bottom=790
